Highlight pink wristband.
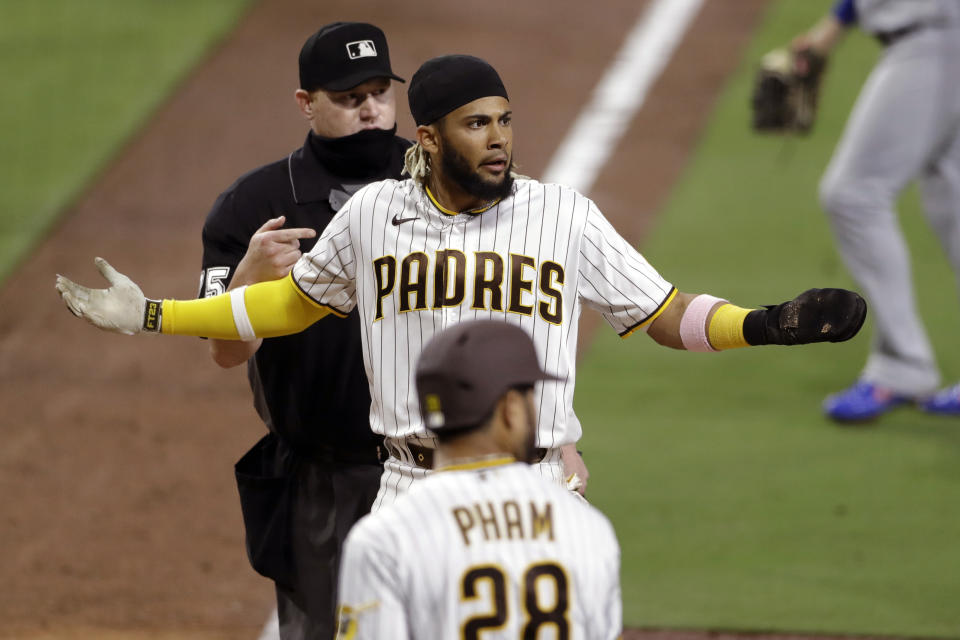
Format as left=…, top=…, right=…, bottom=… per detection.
left=679, top=294, right=726, bottom=352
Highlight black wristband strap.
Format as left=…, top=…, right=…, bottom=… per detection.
left=143, top=299, right=163, bottom=333
left=743, top=308, right=770, bottom=346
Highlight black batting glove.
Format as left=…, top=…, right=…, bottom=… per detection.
left=743, top=288, right=867, bottom=346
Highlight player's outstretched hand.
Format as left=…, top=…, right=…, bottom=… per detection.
left=750, top=288, right=866, bottom=346
left=55, top=257, right=147, bottom=335
left=560, top=443, right=588, bottom=497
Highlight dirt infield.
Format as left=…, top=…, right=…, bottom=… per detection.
left=0, top=0, right=786, bottom=637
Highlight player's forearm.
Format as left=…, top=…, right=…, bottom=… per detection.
left=205, top=266, right=266, bottom=368
left=800, top=14, right=847, bottom=56
left=224, top=263, right=259, bottom=290
left=648, top=288, right=866, bottom=351
left=646, top=292, right=697, bottom=349
left=206, top=266, right=265, bottom=366
left=209, top=338, right=261, bottom=368
left=161, top=274, right=330, bottom=339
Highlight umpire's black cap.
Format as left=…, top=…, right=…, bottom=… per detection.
left=299, top=22, right=405, bottom=92
left=415, top=321, right=560, bottom=433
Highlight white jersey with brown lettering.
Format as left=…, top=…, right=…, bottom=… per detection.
left=335, top=459, right=622, bottom=639
left=291, top=177, right=675, bottom=448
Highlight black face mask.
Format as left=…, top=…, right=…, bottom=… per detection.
left=309, top=125, right=398, bottom=179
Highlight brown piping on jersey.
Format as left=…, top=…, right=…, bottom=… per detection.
left=617, top=285, right=678, bottom=337
left=290, top=273, right=350, bottom=318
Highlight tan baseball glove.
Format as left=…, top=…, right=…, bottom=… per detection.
left=751, top=47, right=826, bottom=134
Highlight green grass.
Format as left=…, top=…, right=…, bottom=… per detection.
left=578, top=1, right=960, bottom=637
left=8, top=0, right=960, bottom=635
left=0, top=0, right=253, bottom=283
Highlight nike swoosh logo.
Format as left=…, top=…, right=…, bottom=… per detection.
left=391, top=214, right=418, bottom=226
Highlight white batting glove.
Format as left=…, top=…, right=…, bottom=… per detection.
left=55, top=257, right=149, bottom=335
left=560, top=443, right=588, bottom=496
left=566, top=472, right=584, bottom=493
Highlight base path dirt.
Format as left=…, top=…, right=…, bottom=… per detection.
left=0, top=0, right=818, bottom=637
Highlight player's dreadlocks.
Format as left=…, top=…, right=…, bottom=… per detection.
left=402, top=143, right=430, bottom=183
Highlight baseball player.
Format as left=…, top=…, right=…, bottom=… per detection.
left=792, top=1, right=960, bottom=421
left=334, top=320, right=621, bottom=638
left=200, top=22, right=408, bottom=640
left=56, top=55, right=867, bottom=510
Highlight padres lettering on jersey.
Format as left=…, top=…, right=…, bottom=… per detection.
left=335, top=461, right=622, bottom=639
left=371, top=251, right=564, bottom=324
left=291, top=178, right=675, bottom=445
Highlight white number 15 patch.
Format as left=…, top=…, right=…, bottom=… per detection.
left=200, top=266, right=231, bottom=298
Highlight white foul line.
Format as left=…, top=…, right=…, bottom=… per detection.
left=542, top=0, right=706, bottom=193
left=255, top=1, right=703, bottom=638
left=256, top=605, right=278, bottom=640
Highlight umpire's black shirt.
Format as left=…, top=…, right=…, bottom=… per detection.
left=200, top=128, right=410, bottom=456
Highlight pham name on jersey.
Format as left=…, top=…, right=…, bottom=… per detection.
left=451, top=499, right=554, bottom=546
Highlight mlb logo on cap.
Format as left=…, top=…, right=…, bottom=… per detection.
left=298, top=22, right=405, bottom=92
left=346, top=40, right=377, bottom=59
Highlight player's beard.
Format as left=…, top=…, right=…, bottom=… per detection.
left=439, top=146, right=515, bottom=203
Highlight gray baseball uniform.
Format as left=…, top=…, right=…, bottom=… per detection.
left=819, top=0, right=960, bottom=395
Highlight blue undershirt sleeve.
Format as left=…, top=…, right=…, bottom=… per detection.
left=831, top=0, right=857, bottom=26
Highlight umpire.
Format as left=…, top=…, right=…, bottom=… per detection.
left=197, top=22, right=409, bottom=640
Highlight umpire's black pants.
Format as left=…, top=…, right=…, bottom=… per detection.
left=276, top=458, right=381, bottom=640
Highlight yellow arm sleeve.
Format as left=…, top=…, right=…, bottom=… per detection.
left=707, top=303, right=752, bottom=350
left=160, top=273, right=331, bottom=338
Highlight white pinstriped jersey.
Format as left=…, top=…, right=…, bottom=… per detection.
left=336, top=460, right=622, bottom=639
left=291, top=178, right=674, bottom=446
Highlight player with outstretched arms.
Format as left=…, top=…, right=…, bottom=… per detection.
left=57, top=54, right=868, bottom=509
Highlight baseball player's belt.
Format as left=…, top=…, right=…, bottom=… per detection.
left=387, top=439, right=548, bottom=470
left=303, top=441, right=386, bottom=466
left=874, top=24, right=920, bottom=46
